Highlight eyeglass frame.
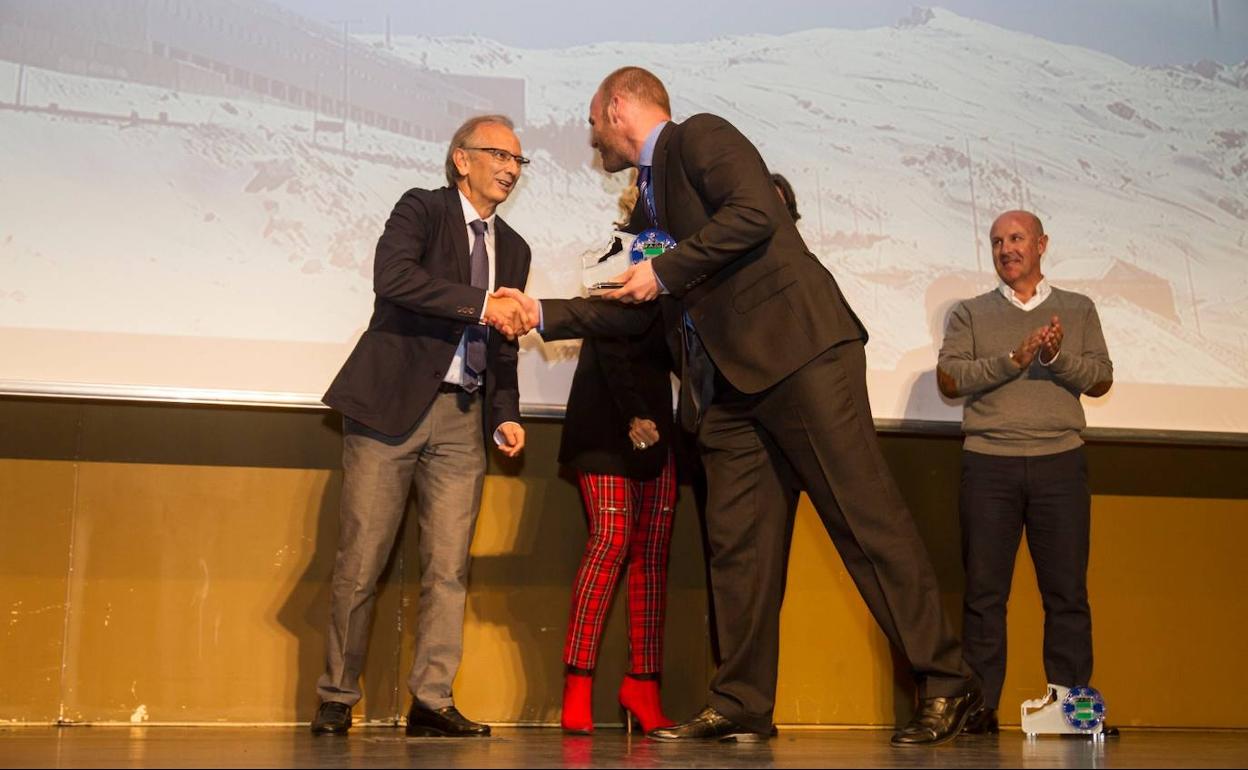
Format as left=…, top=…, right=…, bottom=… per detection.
left=461, top=146, right=531, bottom=168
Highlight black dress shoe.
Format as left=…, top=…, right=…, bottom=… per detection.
left=405, top=703, right=491, bottom=737
left=647, top=707, right=770, bottom=743
left=891, top=686, right=984, bottom=747
left=310, top=701, right=352, bottom=735
left=962, top=705, right=999, bottom=735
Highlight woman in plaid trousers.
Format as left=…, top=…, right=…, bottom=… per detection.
left=557, top=309, right=678, bottom=735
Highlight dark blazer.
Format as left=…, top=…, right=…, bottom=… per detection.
left=558, top=316, right=676, bottom=479
left=324, top=186, right=531, bottom=438
left=542, top=114, right=866, bottom=421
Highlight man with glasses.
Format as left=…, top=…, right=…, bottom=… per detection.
left=311, top=114, right=533, bottom=737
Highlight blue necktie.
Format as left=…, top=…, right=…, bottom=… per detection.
left=463, top=219, right=489, bottom=392
left=637, top=165, right=657, bottom=228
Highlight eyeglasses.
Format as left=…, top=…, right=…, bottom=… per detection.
left=462, top=146, right=531, bottom=168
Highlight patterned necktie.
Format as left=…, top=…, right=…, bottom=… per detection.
left=637, top=165, right=657, bottom=227
left=463, top=219, right=489, bottom=392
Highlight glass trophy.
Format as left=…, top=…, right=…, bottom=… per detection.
left=1021, top=684, right=1108, bottom=738
left=581, top=228, right=676, bottom=295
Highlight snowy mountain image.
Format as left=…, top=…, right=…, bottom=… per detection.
left=1, top=4, right=1244, bottom=432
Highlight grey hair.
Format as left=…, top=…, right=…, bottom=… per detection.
left=445, top=114, right=515, bottom=186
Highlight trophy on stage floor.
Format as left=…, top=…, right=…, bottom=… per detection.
left=1021, top=684, right=1108, bottom=739
left=581, top=228, right=677, bottom=295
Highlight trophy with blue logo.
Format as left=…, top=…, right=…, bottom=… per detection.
left=1021, top=684, right=1108, bottom=738
left=581, top=228, right=677, bottom=295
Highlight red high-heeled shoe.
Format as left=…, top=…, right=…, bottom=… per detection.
left=561, top=672, right=594, bottom=734
left=618, top=674, right=674, bottom=733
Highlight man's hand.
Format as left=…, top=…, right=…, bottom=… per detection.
left=483, top=294, right=531, bottom=339
left=496, top=422, right=525, bottom=458
left=1010, top=327, right=1049, bottom=370
left=489, top=288, right=540, bottom=338
left=1040, top=315, right=1063, bottom=361
left=605, top=260, right=660, bottom=304
left=628, top=417, right=660, bottom=450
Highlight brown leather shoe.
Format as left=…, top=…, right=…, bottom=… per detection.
left=891, top=686, right=984, bottom=747
left=962, top=705, right=999, bottom=735
left=310, top=701, right=352, bottom=735
left=405, top=703, right=491, bottom=737
left=647, top=707, right=770, bottom=743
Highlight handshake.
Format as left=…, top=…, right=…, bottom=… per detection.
left=479, top=260, right=663, bottom=340
left=482, top=287, right=540, bottom=340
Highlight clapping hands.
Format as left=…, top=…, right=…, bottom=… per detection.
left=1011, top=315, right=1062, bottom=369
left=1040, top=315, right=1063, bottom=361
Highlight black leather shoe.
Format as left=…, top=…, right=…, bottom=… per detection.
left=962, top=705, right=999, bottom=735
left=890, top=686, right=984, bottom=747
left=405, top=703, right=491, bottom=737
left=310, top=701, right=352, bottom=735
left=647, top=707, right=770, bottom=743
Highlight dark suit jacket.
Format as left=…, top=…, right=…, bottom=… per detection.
left=542, top=114, right=866, bottom=422
left=558, top=316, right=676, bottom=479
left=324, top=186, right=531, bottom=438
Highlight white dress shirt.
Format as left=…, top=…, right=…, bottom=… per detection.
left=999, top=277, right=1051, bottom=312
left=446, top=190, right=519, bottom=446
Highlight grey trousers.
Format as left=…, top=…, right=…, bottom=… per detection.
left=316, top=391, right=486, bottom=710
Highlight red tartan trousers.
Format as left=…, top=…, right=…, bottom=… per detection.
left=563, top=450, right=677, bottom=674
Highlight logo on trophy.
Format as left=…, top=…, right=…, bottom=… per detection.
left=581, top=228, right=676, bottom=295
left=1061, top=686, right=1107, bottom=732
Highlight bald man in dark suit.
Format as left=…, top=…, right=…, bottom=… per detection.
left=497, top=67, right=980, bottom=746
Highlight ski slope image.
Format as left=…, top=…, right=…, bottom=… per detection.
left=1, top=4, right=1244, bottom=432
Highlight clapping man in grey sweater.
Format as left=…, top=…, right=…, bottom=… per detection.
left=937, top=210, right=1113, bottom=733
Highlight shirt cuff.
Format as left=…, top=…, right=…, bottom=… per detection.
left=479, top=290, right=490, bottom=323
left=655, top=269, right=670, bottom=295
left=537, top=300, right=545, bottom=333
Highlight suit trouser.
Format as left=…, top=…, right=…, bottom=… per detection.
left=316, top=390, right=486, bottom=710
left=959, top=448, right=1092, bottom=709
left=699, top=340, right=972, bottom=732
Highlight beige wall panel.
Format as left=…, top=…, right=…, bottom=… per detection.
left=998, top=495, right=1248, bottom=728
left=774, top=498, right=964, bottom=727
left=59, top=463, right=408, bottom=723
left=6, top=442, right=1246, bottom=727
left=775, top=491, right=1248, bottom=728
left=0, top=460, right=75, bottom=722
left=776, top=501, right=895, bottom=725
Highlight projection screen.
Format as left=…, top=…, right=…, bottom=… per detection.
left=1, top=1, right=1246, bottom=436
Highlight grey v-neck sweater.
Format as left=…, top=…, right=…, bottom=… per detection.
left=938, top=287, right=1113, bottom=456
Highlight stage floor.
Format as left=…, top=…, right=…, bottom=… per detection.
left=3, top=726, right=1247, bottom=768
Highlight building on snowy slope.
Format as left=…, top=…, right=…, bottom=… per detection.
left=0, top=0, right=524, bottom=140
